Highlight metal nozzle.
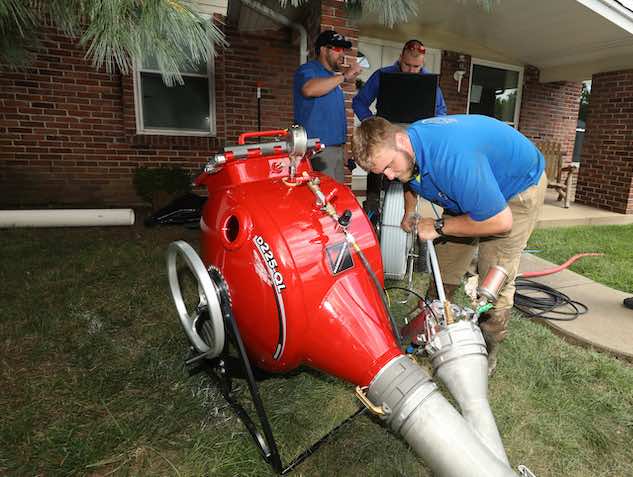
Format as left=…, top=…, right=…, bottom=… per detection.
left=204, top=154, right=227, bottom=174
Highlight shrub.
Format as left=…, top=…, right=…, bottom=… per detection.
left=133, top=167, right=192, bottom=204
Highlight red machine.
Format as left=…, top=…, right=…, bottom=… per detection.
left=191, top=127, right=400, bottom=386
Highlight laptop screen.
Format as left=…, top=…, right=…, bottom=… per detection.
left=377, top=72, right=438, bottom=124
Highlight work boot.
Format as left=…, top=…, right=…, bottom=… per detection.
left=479, top=309, right=511, bottom=377
left=483, top=331, right=499, bottom=377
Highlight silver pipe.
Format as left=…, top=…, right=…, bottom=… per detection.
left=224, top=138, right=320, bottom=159
left=427, top=321, right=510, bottom=465
left=427, top=239, right=446, bottom=303
left=368, top=355, right=517, bottom=477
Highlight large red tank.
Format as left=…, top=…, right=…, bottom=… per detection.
left=194, top=132, right=401, bottom=386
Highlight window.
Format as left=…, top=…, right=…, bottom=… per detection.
left=134, top=53, right=216, bottom=136
left=467, top=59, right=523, bottom=128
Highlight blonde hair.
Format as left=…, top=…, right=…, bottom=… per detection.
left=351, top=117, right=404, bottom=170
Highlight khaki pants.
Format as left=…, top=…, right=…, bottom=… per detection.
left=310, top=145, right=345, bottom=183
left=435, top=172, right=548, bottom=314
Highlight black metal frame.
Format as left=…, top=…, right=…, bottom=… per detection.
left=186, top=272, right=366, bottom=475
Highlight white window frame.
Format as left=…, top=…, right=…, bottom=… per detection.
left=467, top=58, right=524, bottom=128
left=133, top=54, right=217, bottom=136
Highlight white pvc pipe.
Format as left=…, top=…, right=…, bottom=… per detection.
left=0, top=209, right=135, bottom=228
left=427, top=239, right=447, bottom=303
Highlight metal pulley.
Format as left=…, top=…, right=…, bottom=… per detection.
left=286, top=124, right=308, bottom=158
left=166, top=240, right=226, bottom=358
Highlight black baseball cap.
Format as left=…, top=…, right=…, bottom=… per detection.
left=315, top=30, right=352, bottom=52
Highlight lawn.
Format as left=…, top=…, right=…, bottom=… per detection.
left=528, top=223, right=633, bottom=292
left=1, top=225, right=632, bottom=476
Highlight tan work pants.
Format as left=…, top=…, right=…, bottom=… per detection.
left=435, top=172, right=548, bottom=314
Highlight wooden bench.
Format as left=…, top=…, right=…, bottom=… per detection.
left=538, top=141, right=578, bottom=208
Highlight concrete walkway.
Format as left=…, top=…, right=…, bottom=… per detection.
left=518, top=253, right=633, bottom=361
left=537, top=190, right=633, bottom=228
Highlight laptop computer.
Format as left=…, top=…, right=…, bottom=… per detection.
left=377, top=72, right=438, bottom=123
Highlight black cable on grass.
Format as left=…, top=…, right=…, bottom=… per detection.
left=385, top=286, right=439, bottom=322
left=385, top=286, right=425, bottom=303
left=513, top=277, right=588, bottom=321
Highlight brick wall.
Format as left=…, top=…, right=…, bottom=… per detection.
left=440, top=51, right=470, bottom=114
left=222, top=26, right=298, bottom=135
left=575, top=70, right=633, bottom=214
left=0, top=21, right=298, bottom=206
left=518, top=65, right=582, bottom=165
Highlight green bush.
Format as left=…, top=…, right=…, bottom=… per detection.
left=133, top=166, right=192, bottom=203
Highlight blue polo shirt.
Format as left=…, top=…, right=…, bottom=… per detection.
left=407, top=115, right=544, bottom=221
left=293, top=60, right=347, bottom=146
left=352, top=62, right=447, bottom=120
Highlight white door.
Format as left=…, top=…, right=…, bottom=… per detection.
left=467, top=58, right=524, bottom=128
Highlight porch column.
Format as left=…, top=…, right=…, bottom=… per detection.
left=575, top=70, right=633, bottom=214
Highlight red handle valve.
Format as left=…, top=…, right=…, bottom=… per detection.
left=238, top=129, right=288, bottom=145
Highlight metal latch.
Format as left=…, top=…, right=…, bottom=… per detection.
left=354, top=386, right=387, bottom=416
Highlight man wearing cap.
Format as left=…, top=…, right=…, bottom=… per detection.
left=351, top=115, right=547, bottom=376
left=293, top=30, right=362, bottom=182
left=352, top=39, right=447, bottom=121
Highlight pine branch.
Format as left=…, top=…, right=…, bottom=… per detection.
left=1, top=0, right=227, bottom=85
left=0, top=0, right=37, bottom=66
left=356, top=0, right=418, bottom=28
left=79, top=0, right=227, bottom=85
left=278, top=0, right=307, bottom=6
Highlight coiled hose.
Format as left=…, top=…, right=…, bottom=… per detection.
left=514, top=253, right=602, bottom=320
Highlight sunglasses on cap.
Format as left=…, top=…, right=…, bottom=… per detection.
left=404, top=41, right=425, bottom=54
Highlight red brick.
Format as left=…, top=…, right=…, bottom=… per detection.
left=576, top=69, right=633, bottom=214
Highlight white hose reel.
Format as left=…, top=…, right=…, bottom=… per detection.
left=166, top=241, right=225, bottom=358
left=380, top=181, right=413, bottom=280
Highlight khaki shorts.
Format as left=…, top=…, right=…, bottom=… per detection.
left=435, top=172, right=547, bottom=311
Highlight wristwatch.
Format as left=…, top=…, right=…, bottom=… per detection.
left=433, top=218, right=445, bottom=236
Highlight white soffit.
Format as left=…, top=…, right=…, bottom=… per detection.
left=358, top=0, right=633, bottom=82
left=185, top=0, right=228, bottom=16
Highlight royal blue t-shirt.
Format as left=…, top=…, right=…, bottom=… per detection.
left=407, top=115, right=544, bottom=221
left=293, top=60, right=347, bottom=146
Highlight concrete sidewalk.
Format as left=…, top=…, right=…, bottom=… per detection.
left=518, top=253, right=633, bottom=361
left=537, top=190, right=633, bottom=229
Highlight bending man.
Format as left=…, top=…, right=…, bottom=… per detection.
left=351, top=115, right=547, bottom=375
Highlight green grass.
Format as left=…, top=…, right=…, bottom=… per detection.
left=1, top=226, right=633, bottom=476
left=528, top=223, right=633, bottom=292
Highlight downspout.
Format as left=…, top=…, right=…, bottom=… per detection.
left=240, top=0, right=308, bottom=65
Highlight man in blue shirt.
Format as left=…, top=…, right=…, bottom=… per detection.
left=352, top=39, right=447, bottom=120
left=351, top=115, right=547, bottom=376
left=353, top=39, right=447, bottom=213
left=293, top=30, right=361, bottom=182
